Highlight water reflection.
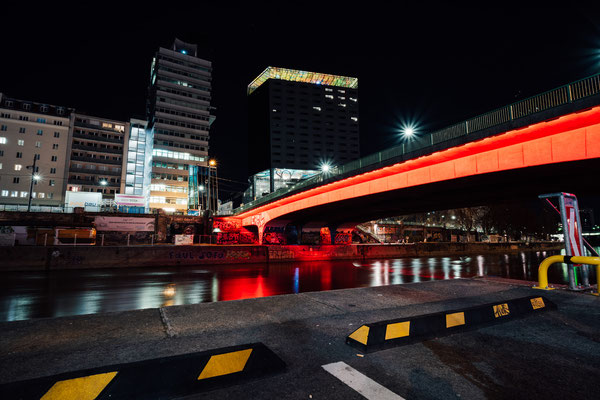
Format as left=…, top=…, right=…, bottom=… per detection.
left=1, top=248, right=596, bottom=322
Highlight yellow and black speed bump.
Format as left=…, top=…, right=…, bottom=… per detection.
left=0, top=342, right=285, bottom=399
left=346, top=295, right=556, bottom=353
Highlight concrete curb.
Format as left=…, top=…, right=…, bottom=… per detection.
left=346, top=295, right=556, bottom=353
left=0, top=342, right=285, bottom=399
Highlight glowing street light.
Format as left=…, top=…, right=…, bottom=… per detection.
left=209, top=159, right=217, bottom=167
left=320, top=162, right=333, bottom=173
left=33, top=174, right=42, bottom=181
left=400, top=123, right=418, bottom=138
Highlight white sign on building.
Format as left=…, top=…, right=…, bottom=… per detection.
left=115, top=194, right=146, bottom=207
left=64, top=191, right=102, bottom=211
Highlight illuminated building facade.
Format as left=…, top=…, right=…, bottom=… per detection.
left=246, top=67, right=360, bottom=200
left=67, top=113, right=128, bottom=199
left=123, top=118, right=153, bottom=208
left=147, top=38, right=214, bottom=212
left=0, top=93, right=73, bottom=208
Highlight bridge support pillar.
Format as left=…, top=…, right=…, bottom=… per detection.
left=327, top=224, right=339, bottom=245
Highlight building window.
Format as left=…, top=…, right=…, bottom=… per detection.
left=11, top=191, right=18, bottom=197
left=52, top=144, right=58, bottom=149
left=48, top=192, right=54, bottom=199
left=50, top=168, right=56, bottom=174
left=20, top=191, right=28, bottom=198
left=38, top=192, right=45, bottom=198
left=37, top=130, right=43, bottom=135
left=49, top=180, right=55, bottom=186
left=54, top=132, right=60, bottom=138
left=0, top=137, right=6, bottom=144
left=14, top=164, right=22, bottom=170
left=51, top=156, right=57, bottom=162
left=19, top=127, right=25, bottom=133
left=34, top=154, right=40, bottom=160
left=18, top=139, right=24, bottom=146
left=13, top=177, right=19, bottom=183
left=37, top=118, right=46, bottom=123
left=0, top=150, right=3, bottom=156
left=16, top=152, right=22, bottom=158
left=0, top=162, right=2, bottom=169
left=0, top=125, right=6, bottom=131
left=35, top=141, right=42, bottom=148
left=1, top=190, right=7, bottom=197
left=23, top=104, right=31, bottom=111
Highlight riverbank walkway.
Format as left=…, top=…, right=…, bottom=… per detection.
left=1, top=277, right=598, bottom=399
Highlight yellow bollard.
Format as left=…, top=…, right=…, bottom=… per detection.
left=534, top=255, right=600, bottom=294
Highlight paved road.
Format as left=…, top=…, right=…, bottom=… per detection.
left=1, top=278, right=598, bottom=399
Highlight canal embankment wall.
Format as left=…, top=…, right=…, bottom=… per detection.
left=0, top=242, right=562, bottom=271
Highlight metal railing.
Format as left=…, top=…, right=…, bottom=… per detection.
left=234, top=72, right=600, bottom=215
left=0, top=204, right=149, bottom=214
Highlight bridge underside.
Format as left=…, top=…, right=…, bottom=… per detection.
left=266, top=158, right=600, bottom=227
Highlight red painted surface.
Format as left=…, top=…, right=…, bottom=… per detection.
left=235, top=107, right=600, bottom=232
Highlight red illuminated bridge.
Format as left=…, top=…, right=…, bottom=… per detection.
left=225, top=74, right=600, bottom=244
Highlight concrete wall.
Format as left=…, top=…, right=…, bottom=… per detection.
left=0, top=242, right=562, bottom=271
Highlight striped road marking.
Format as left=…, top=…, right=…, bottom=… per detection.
left=322, top=361, right=405, bottom=400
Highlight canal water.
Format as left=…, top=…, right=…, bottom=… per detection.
left=0, top=248, right=596, bottom=322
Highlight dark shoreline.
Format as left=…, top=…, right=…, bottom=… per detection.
left=0, top=242, right=562, bottom=271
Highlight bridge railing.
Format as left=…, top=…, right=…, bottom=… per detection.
left=234, top=72, right=600, bottom=215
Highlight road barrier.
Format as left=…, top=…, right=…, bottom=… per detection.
left=346, top=296, right=556, bottom=352
left=533, top=255, right=600, bottom=295
left=0, top=343, right=285, bottom=399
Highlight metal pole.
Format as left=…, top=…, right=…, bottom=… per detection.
left=127, top=234, right=130, bottom=246
left=215, top=167, right=219, bottom=213
left=573, top=197, right=590, bottom=287
left=27, top=155, right=37, bottom=212
left=101, top=234, right=104, bottom=246
left=44, top=233, right=47, bottom=247
left=74, top=233, right=77, bottom=247
left=151, top=234, right=154, bottom=246
left=558, top=195, right=576, bottom=290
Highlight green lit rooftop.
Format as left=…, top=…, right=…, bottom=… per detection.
left=247, top=67, right=358, bottom=95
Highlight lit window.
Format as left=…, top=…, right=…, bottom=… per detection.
left=351, top=117, right=358, bottom=122
left=312, top=106, right=322, bottom=111
left=1, top=190, right=8, bottom=196
left=0, top=163, right=2, bottom=169
left=11, top=191, right=18, bottom=197
left=0, top=137, right=6, bottom=144
left=338, top=89, right=346, bottom=93
left=325, top=88, right=333, bottom=92
left=14, top=164, right=22, bottom=171
left=102, top=122, right=113, bottom=129
left=49, top=180, right=55, bottom=186
left=349, top=97, right=357, bottom=102
left=325, top=95, right=334, bottom=99
left=338, top=103, right=347, bottom=108
left=38, top=192, right=45, bottom=198
left=18, top=139, right=24, bottom=146
left=339, top=96, right=346, bottom=100
left=20, top=191, right=28, bottom=198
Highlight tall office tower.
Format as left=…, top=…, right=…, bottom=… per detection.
left=0, top=93, right=73, bottom=209
left=147, top=38, right=213, bottom=213
left=67, top=113, right=128, bottom=199
left=246, top=67, right=359, bottom=200
left=122, top=118, right=153, bottom=210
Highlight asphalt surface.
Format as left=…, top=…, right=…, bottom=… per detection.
left=0, top=278, right=599, bottom=399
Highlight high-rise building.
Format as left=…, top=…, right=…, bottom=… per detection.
left=147, top=38, right=214, bottom=212
left=0, top=93, right=73, bottom=209
left=122, top=118, right=153, bottom=209
left=67, top=113, right=128, bottom=199
left=246, top=67, right=360, bottom=200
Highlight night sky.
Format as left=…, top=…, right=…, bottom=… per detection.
left=2, top=3, right=600, bottom=208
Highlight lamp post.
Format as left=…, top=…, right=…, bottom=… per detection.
left=26, top=155, right=39, bottom=212
left=208, top=159, right=217, bottom=213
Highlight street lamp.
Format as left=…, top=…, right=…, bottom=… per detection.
left=400, top=123, right=418, bottom=138
left=99, top=180, right=108, bottom=186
